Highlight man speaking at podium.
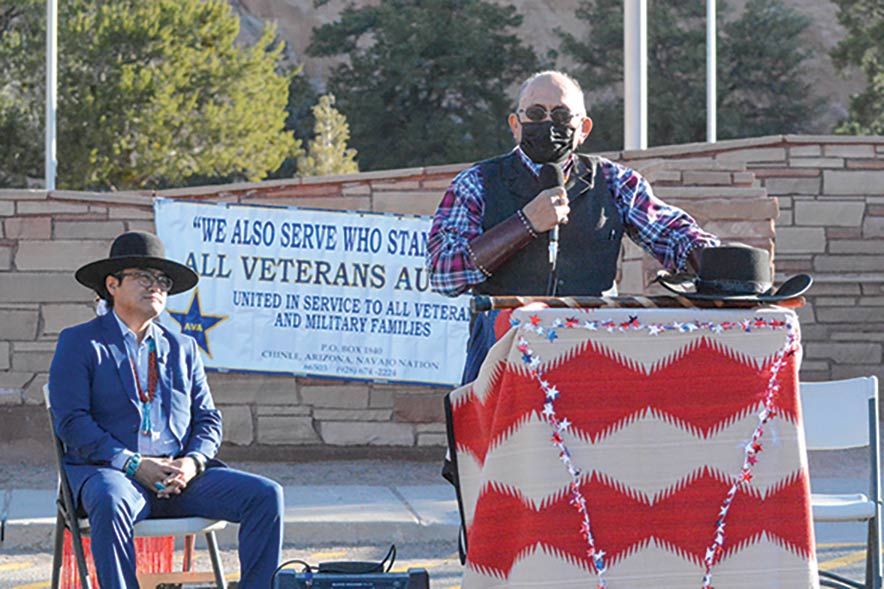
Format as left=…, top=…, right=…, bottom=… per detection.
left=427, top=70, right=720, bottom=383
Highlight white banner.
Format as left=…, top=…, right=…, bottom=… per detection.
left=153, top=198, right=469, bottom=386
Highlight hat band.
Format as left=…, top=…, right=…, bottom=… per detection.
left=697, top=278, right=773, bottom=296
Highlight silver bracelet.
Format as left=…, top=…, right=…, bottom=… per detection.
left=466, top=242, right=493, bottom=277
left=516, top=209, right=539, bottom=239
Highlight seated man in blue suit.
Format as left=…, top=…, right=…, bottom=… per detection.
left=49, top=231, right=284, bottom=589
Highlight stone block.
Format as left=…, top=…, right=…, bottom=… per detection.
left=653, top=187, right=766, bottom=199
left=255, top=405, right=311, bottom=416
left=0, top=341, right=10, bottom=370
left=0, top=372, right=34, bottom=395
left=764, top=177, right=821, bottom=196
left=789, top=145, right=821, bottom=157
left=790, top=157, right=844, bottom=168
left=369, top=386, right=395, bottom=408
left=15, top=239, right=111, bottom=271
left=12, top=342, right=55, bottom=372
left=814, top=255, right=884, bottom=273
left=860, top=297, right=884, bottom=306
left=23, top=373, right=48, bottom=405
left=54, top=221, right=126, bottom=239
left=372, top=191, right=440, bottom=216
left=242, top=196, right=371, bottom=211
left=417, top=433, right=448, bottom=447
left=830, top=240, right=884, bottom=254
left=319, top=421, right=414, bottom=446
left=813, top=297, right=854, bottom=307
left=371, top=181, right=422, bottom=190
left=0, top=309, right=39, bottom=340
left=794, top=201, right=865, bottom=226
left=732, top=172, right=756, bottom=185
left=416, top=422, right=447, bottom=433
left=678, top=198, right=777, bottom=221
left=219, top=406, right=254, bottom=445
left=4, top=217, right=51, bottom=239
left=257, top=415, right=320, bottom=445
left=108, top=206, right=154, bottom=220
left=0, top=189, right=46, bottom=200
left=804, top=343, right=882, bottom=364
left=41, top=304, right=95, bottom=334
left=775, top=227, right=826, bottom=254
left=717, top=147, right=787, bottom=163
left=817, top=307, right=884, bottom=323
left=827, top=227, right=863, bottom=239
left=703, top=220, right=774, bottom=239
left=831, top=365, right=884, bottom=381
left=17, top=201, right=93, bottom=215
left=824, top=170, right=884, bottom=195
left=125, top=220, right=156, bottom=233
left=778, top=209, right=793, bottom=225
left=206, top=372, right=296, bottom=405
left=0, top=389, right=21, bottom=405
left=846, top=159, right=884, bottom=170
left=0, top=273, right=91, bottom=303
left=864, top=217, right=884, bottom=238
left=300, top=383, right=370, bottom=408
left=0, top=245, right=10, bottom=270
left=824, top=144, right=876, bottom=158
left=312, top=409, right=392, bottom=421
left=393, top=390, right=447, bottom=423
left=618, top=260, right=645, bottom=294
left=682, top=171, right=732, bottom=185
left=420, top=178, right=454, bottom=190
left=0, top=201, right=13, bottom=216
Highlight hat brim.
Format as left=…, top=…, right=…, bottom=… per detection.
left=76, top=256, right=198, bottom=296
left=656, top=272, right=813, bottom=302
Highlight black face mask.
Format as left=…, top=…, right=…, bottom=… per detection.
left=519, top=121, right=576, bottom=164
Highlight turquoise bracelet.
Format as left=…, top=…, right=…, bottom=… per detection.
left=124, top=453, right=142, bottom=478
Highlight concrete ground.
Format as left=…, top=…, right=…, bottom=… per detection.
left=0, top=447, right=877, bottom=588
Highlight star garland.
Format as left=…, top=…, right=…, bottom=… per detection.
left=511, top=312, right=798, bottom=589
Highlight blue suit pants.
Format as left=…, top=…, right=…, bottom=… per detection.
left=79, top=466, right=284, bottom=589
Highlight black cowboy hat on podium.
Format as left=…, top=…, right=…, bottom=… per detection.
left=656, top=243, right=812, bottom=302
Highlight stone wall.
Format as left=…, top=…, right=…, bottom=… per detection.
left=1, top=134, right=881, bottom=451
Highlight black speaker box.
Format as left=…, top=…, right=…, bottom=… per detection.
left=273, top=567, right=429, bottom=589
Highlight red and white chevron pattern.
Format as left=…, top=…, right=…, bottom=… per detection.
left=450, top=307, right=818, bottom=589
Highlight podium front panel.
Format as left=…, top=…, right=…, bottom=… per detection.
left=448, top=307, right=818, bottom=589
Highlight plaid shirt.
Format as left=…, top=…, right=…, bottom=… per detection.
left=426, top=147, right=720, bottom=297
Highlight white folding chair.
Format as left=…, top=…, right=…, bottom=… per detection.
left=801, top=376, right=882, bottom=589
left=44, top=384, right=229, bottom=589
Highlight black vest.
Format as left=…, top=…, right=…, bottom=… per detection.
left=474, top=152, right=624, bottom=296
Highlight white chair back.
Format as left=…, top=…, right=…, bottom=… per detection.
left=800, top=376, right=878, bottom=450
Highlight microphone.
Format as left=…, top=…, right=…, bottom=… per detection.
left=539, top=163, right=565, bottom=270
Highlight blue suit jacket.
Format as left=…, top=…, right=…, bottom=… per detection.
left=49, top=312, right=222, bottom=499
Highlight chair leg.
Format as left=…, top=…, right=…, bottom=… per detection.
left=183, top=534, right=195, bottom=572
left=50, top=513, right=64, bottom=589
left=868, top=515, right=884, bottom=589
left=68, top=524, right=93, bottom=589
left=205, top=530, right=227, bottom=589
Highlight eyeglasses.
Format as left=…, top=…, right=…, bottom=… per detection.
left=518, top=105, right=582, bottom=126
left=117, top=271, right=174, bottom=292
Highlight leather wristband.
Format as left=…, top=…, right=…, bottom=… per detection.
left=186, top=452, right=206, bottom=475
left=467, top=210, right=538, bottom=277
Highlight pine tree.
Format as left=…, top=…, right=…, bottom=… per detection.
left=0, top=0, right=300, bottom=189
left=831, top=1, right=884, bottom=134
left=559, top=0, right=820, bottom=151
left=297, top=94, right=359, bottom=177
left=307, top=0, right=540, bottom=171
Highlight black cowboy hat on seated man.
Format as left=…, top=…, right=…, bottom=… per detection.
left=75, top=231, right=198, bottom=297
left=656, top=243, right=812, bottom=302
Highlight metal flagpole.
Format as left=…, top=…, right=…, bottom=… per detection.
left=624, top=0, right=647, bottom=150
left=707, top=0, right=717, bottom=143
left=45, top=0, right=57, bottom=190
